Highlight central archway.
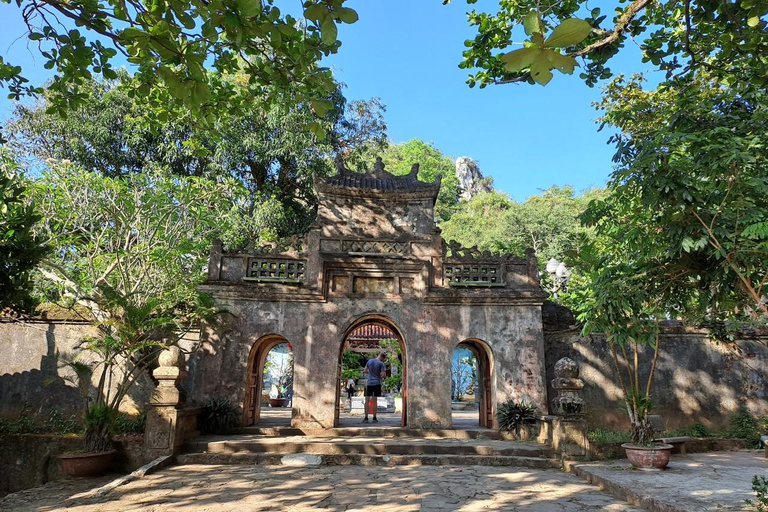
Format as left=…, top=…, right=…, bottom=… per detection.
left=335, top=315, right=407, bottom=427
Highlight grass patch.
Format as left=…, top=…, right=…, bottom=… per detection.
left=587, top=428, right=631, bottom=444
left=0, top=410, right=81, bottom=435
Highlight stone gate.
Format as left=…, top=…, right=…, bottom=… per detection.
left=194, top=158, right=549, bottom=429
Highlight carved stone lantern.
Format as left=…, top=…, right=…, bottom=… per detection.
left=551, top=357, right=584, bottom=417
left=549, top=357, right=588, bottom=458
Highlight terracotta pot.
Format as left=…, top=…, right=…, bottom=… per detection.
left=451, top=402, right=467, bottom=410
left=59, top=450, right=116, bottom=477
left=621, top=443, right=673, bottom=471
left=268, top=398, right=287, bottom=407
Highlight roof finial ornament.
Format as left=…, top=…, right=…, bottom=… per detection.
left=374, top=156, right=385, bottom=173
left=410, top=163, right=420, bottom=177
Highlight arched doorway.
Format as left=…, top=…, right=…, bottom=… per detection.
left=335, top=315, right=407, bottom=427
left=451, top=339, right=494, bottom=429
left=243, top=334, right=294, bottom=426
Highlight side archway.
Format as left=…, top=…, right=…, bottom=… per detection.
left=335, top=314, right=408, bottom=427
left=243, top=334, right=292, bottom=426
left=452, top=338, right=495, bottom=429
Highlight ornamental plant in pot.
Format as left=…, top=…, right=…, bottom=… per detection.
left=570, top=252, right=673, bottom=470
left=265, top=344, right=293, bottom=407
left=32, top=166, right=228, bottom=476
left=57, top=290, right=215, bottom=476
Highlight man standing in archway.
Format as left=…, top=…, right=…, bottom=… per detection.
left=362, top=352, right=387, bottom=423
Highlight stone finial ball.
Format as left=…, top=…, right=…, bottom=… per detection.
left=158, top=346, right=184, bottom=368
left=554, top=357, right=579, bottom=378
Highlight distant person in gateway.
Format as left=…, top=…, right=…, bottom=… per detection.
left=362, top=352, right=387, bottom=423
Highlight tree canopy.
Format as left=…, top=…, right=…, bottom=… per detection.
left=440, top=185, right=602, bottom=261
left=8, top=72, right=387, bottom=247
left=0, top=150, right=47, bottom=314
left=455, top=0, right=768, bottom=88
left=2, top=0, right=358, bottom=119
left=577, top=73, right=768, bottom=322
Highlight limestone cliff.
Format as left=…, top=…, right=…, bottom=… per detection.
left=455, top=156, right=493, bottom=200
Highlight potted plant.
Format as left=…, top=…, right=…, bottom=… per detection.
left=571, top=256, right=673, bottom=470
left=57, top=292, right=215, bottom=476
left=266, top=346, right=293, bottom=407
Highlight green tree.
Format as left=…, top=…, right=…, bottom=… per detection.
left=454, top=0, right=768, bottom=89
left=3, top=0, right=359, bottom=118
left=32, top=162, right=239, bottom=451
left=440, top=186, right=602, bottom=261
left=562, top=72, right=768, bottom=446
left=8, top=73, right=387, bottom=247
left=586, top=73, right=768, bottom=321
left=0, top=150, right=47, bottom=313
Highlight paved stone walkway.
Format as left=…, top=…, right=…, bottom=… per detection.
left=574, top=451, right=767, bottom=512
left=0, top=464, right=644, bottom=512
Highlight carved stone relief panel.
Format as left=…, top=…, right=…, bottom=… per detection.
left=353, top=276, right=395, bottom=294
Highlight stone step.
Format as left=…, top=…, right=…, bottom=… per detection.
left=176, top=452, right=561, bottom=468
left=232, top=426, right=519, bottom=440
left=183, top=436, right=554, bottom=458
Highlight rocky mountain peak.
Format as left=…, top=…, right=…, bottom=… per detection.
left=455, top=156, right=493, bottom=200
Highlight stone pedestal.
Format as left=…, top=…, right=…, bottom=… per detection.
left=551, top=357, right=588, bottom=458
left=144, top=347, right=200, bottom=459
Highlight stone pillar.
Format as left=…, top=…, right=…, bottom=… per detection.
left=144, top=347, right=201, bottom=459
left=207, top=240, right=222, bottom=281
left=550, top=357, right=589, bottom=458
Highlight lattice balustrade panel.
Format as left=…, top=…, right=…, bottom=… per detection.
left=342, top=240, right=408, bottom=254
left=245, top=258, right=306, bottom=283
left=445, top=264, right=504, bottom=286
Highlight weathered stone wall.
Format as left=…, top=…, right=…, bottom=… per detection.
left=0, top=434, right=146, bottom=497
left=187, top=298, right=547, bottom=429
left=4, top=313, right=765, bottom=432
left=0, top=319, right=195, bottom=419
left=0, top=320, right=98, bottom=419
left=544, top=324, right=768, bottom=431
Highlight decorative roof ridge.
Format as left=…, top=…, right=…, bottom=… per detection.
left=443, top=240, right=528, bottom=263
left=316, top=156, right=442, bottom=193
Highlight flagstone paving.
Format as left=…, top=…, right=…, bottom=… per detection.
left=0, top=464, right=645, bottom=512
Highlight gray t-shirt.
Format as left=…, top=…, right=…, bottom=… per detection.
left=365, top=358, right=386, bottom=385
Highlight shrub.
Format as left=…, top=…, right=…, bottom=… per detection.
left=112, top=412, right=146, bottom=435
left=728, top=407, right=761, bottom=445
left=747, top=475, right=768, bottom=512
left=0, top=410, right=81, bottom=435
left=497, top=400, right=537, bottom=434
left=587, top=428, right=631, bottom=444
left=199, top=398, right=240, bottom=434
left=667, top=422, right=711, bottom=438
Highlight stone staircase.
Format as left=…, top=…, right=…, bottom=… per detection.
left=177, top=428, right=560, bottom=468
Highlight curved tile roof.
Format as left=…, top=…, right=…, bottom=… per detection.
left=315, top=157, right=442, bottom=195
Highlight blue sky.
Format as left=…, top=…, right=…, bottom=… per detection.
left=0, top=0, right=657, bottom=200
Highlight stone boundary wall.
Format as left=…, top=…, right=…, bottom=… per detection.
left=2, top=317, right=766, bottom=431
left=0, top=434, right=145, bottom=497
left=0, top=319, right=196, bottom=420
left=544, top=326, right=768, bottom=431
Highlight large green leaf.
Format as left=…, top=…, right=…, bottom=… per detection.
left=237, top=0, right=261, bottom=18
left=501, top=47, right=539, bottom=73
left=530, top=52, right=554, bottom=85
left=334, top=7, right=358, bottom=23
left=546, top=50, right=578, bottom=74
left=522, top=11, right=542, bottom=36
left=320, top=17, right=338, bottom=45
left=544, top=18, right=591, bottom=48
